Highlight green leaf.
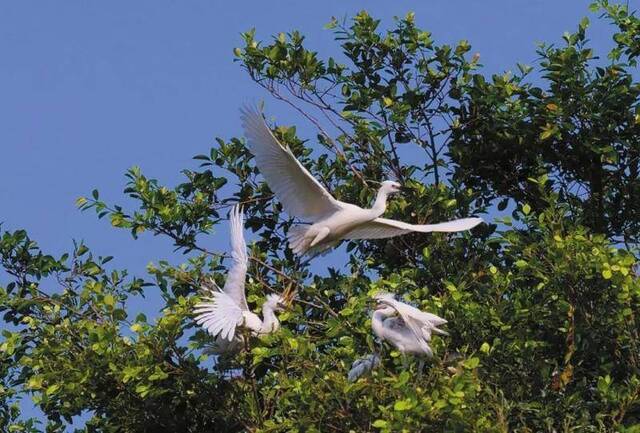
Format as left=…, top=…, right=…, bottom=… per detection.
left=149, top=367, right=169, bottom=381
left=135, top=384, right=150, bottom=398
left=463, top=357, right=480, bottom=369
left=323, top=17, right=338, bottom=30
left=580, top=16, right=590, bottom=31
left=394, top=399, right=414, bottom=411
left=288, top=338, right=299, bottom=350
left=372, top=420, right=388, bottom=428
left=45, top=384, right=60, bottom=396
left=539, top=127, right=556, bottom=141
left=104, top=294, right=116, bottom=308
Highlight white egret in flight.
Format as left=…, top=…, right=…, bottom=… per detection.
left=194, top=205, right=293, bottom=351
left=241, top=106, right=483, bottom=256
left=371, top=292, right=448, bottom=371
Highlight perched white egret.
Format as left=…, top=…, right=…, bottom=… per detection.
left=347, top=353, right=381, bottom=382
left=240, top=106, right=483, bottom=256
left=194, top=205, right=293, bottom=351
left=371, top=292, right=448, bottom=371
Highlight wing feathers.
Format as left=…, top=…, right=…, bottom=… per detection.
left=194, top=290, right=244, bottom=341
left=345, top=217, right=484, bottom=240
left=241, top=105, right=342, bottom=221
left=222, top=205, right=249, bottom=311
left=375, top=294, right=447, bottom=352
left=412, top=217, right=484, bottom=233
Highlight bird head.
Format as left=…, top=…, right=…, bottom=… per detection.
left=265, top=284, right=296, bottom=312
left=371, top=291, right=395, bottom=310
left=265, top=293, right=287, bottom=312
left=380, top=180, right=402, bottom=195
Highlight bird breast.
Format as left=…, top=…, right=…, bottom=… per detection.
left=242, top=311, right=264, bottom=335
left=316, top=206, right=377, bottom=240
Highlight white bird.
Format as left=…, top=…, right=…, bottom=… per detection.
left=241, top=106, right=483, bottom=256
left=194, top=205, right=292, bottom=351
left=371, top=292, right=448, bottom=371
left=348, top=353, right=381, bottom=382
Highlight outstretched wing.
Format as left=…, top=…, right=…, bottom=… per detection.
left=345, top=217, right=484, bottom=240
left=240, top=105, right=343, bottom=221
left=374, top=293, right=447, bottom=346
left=194, top=290, right=244, bottom=341
left=223, top=205, right=249, bottom=311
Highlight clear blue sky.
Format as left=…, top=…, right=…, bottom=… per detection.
left=0, top=0, right=613, bottom=426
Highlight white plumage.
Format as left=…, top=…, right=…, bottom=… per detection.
left=371, top=292, right=448, bottom=370
left=194, top=205, right=290, bottom=350
left=241, top=105, right=483, bottom=256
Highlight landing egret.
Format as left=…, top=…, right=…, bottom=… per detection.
left=241, top=106, right=484, bottom=256
left=372, top=292, right=448, bottom=371
left=194, top=205, right=293, bottom=351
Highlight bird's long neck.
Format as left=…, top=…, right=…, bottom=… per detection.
left=370, top=188, right=389, bottom=218
left=371, top=308, right=394, bottom=338
left=260, top=304, right=280, bottom=334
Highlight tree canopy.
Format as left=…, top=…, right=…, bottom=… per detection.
left=2, top=2, right=640, bottom=432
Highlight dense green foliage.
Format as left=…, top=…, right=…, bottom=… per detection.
left=2, top=2, right=640, bottom=432
left=450, top=4, right=640, bottom=246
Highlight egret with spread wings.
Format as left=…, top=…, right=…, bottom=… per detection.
left=241, top=106, right=483, bottom=257
left=194, top=205, right=293, bottom=352
left=371, top=292, right=448, bottom=372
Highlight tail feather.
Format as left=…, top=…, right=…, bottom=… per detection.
left=287, top=225, right=339, bottom=257
left=431, top=327, right=449, bottom=336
